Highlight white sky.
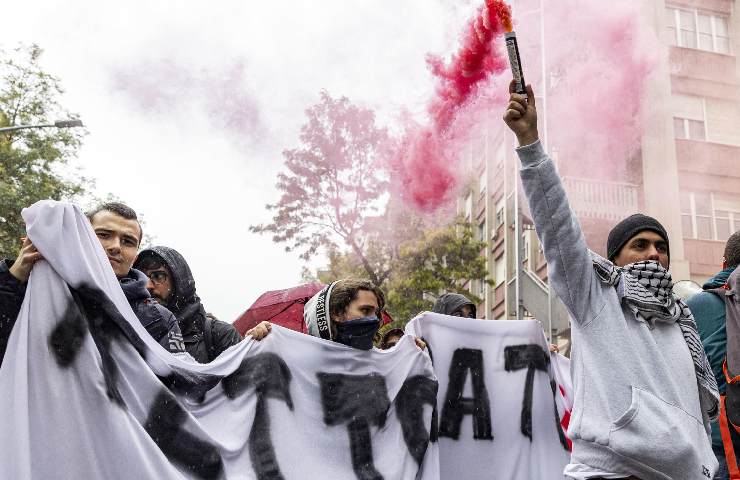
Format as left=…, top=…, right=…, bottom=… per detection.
left=1, top=0, right=477, bottom=322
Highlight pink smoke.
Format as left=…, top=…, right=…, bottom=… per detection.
left=391, top=0, right=513, bottom=212
left=110, top=58, right=262, bottom=144
left=543, top=0, right=659, bottom=181
left=391, top=0, right=659, bottom=212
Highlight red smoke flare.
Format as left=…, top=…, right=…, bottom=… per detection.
left=392, top=0, right=512, bottom=212
left=429, top=0, right=512, bottom=131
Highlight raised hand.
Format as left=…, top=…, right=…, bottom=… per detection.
left=503, top=81, right=539, bottom=147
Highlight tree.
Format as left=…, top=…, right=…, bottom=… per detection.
left=313, top=216, right=490, bottom=325
left=384, top=219, right=490, bottom=323
left=0, top=44, right=87, bottom=258
left=250, top=91, right=392, bottom=286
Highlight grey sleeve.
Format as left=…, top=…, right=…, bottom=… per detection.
left=516, top=140, right=604, bottom=324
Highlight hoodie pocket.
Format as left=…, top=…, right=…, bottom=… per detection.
left=608, top=387, right=715, bottom=479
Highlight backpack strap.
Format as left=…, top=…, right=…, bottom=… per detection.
left=203, top=313, right=216, bottom=362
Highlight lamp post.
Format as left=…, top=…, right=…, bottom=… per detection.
left=0, top=119, right=84, bottom=134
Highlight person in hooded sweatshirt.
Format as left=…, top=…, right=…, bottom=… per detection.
left=432, top=292, right=477, bottom=318
left=134, top=246, right=261, bottom=363
left=686, top=230, right=740, bottom=479
left=504, top=82, right=719, bottom=479
left=303, top=278, right=425, bottom=351
left=0, top=202, right=185, bottom=367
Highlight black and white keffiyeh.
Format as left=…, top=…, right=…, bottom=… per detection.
left=592, top=254, right=720, bottom=422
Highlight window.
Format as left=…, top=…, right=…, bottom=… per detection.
left=673, top=117, right=706, bottom=140
left=477, top=221, right=486, bottom=242
left=522, top=231, right=530, bottom=262
left=681, top=192, right=740, bottom=240
left=673, top=94, right=706, bottom=141
left=464, top=193, right=472, bottom=219
left=495, top=199, right=505, bottom=228
left=495, top=255, right=506, bottom=286
left=478, top=170, right=487, bottom=195
left=478, top=279, right=487, bottom=298
left=666, top=6, right=731, bottom=54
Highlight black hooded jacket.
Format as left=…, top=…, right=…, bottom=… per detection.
left=432, top=292, right=477, bottom=318
left=0, top=259, right=184, bottom=367
left=134, top=246, right=241, bottom=363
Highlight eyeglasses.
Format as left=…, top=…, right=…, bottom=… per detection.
left=146, top=270, right=168, bottom=285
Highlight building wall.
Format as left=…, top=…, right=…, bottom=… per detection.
left=460, top=0, right=740, bottom=323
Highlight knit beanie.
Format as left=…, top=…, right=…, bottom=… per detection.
left=607, top=214, right=670, bottom=263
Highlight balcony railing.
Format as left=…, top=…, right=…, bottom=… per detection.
left=562, top=177, right=639, bottom=221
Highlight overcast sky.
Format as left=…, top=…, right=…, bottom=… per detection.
left=1, top=0, right=478, bottom=322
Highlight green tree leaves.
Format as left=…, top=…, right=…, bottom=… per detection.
left=0, top=44, right=87, bottom=258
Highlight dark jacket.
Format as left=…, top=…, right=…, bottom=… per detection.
left=134, top=246, right=241, bottom=363
left=0, top=259, right=184, bottom=367
left=432, top=292, right=477, bottom=318
left=119, top=268, right=185, bottom=354
left=0, top=259, right=26, bottom=366
left=686, top=266, right=733, bottom=450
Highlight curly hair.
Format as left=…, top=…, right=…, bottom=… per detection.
left=329, top=278, right=385, bottom=319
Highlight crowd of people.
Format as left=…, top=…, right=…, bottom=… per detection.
left=0, top=82, right=738, bottom=479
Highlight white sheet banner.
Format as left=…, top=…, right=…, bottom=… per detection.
left=0, top=201, right=436, bottom=480
left=406, top=314, right=571, bottom=480
left=0, top=201, right=573, bottom=479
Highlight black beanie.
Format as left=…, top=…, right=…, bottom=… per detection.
left=607, top=214, right=670, bottom=263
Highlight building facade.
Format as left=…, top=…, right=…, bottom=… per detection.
left=459, top=0, right=740, bottom=351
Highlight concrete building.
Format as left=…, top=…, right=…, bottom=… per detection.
left=458, top=0, right=740, bottom=351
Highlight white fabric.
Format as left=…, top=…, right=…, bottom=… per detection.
left=0, top=201, right=435, bottom=480
left=407, top=313, right=572, bottom=480
left=563, top=464, right=630, bottom=479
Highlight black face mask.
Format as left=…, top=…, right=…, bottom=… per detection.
left=333, top=316, right=380, bottom=350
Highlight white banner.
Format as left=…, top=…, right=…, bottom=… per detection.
left=406, top=314, right=571, bottom=480
left=0, top=201, right=436, bottom=480
left=0, top=201, right=573, bottom=479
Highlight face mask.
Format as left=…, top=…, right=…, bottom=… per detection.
left=333, top=316, right=380, bottom=350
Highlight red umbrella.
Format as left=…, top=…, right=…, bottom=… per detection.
left=233, top=282, right=393, bottom=336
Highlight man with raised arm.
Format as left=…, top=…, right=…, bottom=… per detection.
left=503, top=82, right=719, bottom=479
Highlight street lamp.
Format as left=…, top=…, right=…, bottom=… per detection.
left=0, top=119, right=84, bottom=134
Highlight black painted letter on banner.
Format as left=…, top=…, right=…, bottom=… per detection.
left=144, top=391, right=224, bottom=479
left=48, top=301, right=88, bottom=368
left=395, top=375, right=439, bottom=465
left=504, top=344, right=568, bottom=449
left=439, top=348, right=493, bottom=440
left=222, top=353, right=294, bottom=480
left=317, top=372, right=391, bottom=480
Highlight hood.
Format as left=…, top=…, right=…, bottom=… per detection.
left=119, top=269, right=151, bottom=302
left=304, top=282, right=337, bottom=341
left=432, top=293, right=477, bottom=317
left=703, top=265, right=737, bottom=290
left=134, top=246, right=198, bottom=314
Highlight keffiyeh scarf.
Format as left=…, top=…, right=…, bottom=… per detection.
left=592, top=255, right=720, bottom=421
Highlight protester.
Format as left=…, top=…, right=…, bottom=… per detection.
left=134, top=246, right=259, bottom=363
left=379, top=327, right=405, bottom=350
left=304, top=278, right=425, bottom=350
left=432, top=292, right=477, bottom=318
left=504, top=82, right=719, bottom=479
left=0, top=202, right=185, bottom=366
left=686, top=231, right=740, bottom=479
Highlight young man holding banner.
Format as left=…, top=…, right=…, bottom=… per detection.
left=503, top=82, right=719, bottom=479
